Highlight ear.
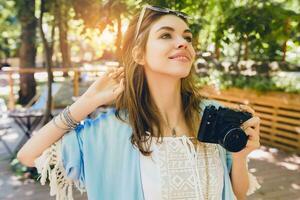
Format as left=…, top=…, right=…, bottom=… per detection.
left=132, top=46, right=145, bottom=65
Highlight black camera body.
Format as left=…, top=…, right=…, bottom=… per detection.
left=197, top=105, right=252, bottom=152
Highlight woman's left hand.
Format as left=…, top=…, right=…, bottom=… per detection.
left=232, top=104, right=261, bottom=160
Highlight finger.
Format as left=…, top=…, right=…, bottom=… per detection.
left=113, top=68, right=125, bottom=78
left=241, top=116, right=260, bottom=130
left=111, top=67, right=124, bottom=78
left=228, top=104, right=241, bottom=111
left=105, top=67, right=115, bottom=75
left=239, top=104, right=255, bottom=115
left=244, top=127, right=260, bottom=141
left=118, top=66, right=124, bottom=71
left=105, top=69, right=116, bottom=78
left=112, top=78, right=124, bottom=92
left=115, top=72, right=125, bottom=81
left=113, top=78, right=125, bottom=95
left=245, top=139, right=260, bottom=149
left=111, top=70, right=123, bottom=79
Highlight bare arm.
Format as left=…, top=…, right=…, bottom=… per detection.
left=231, top=157, right=249, bottom=200
left=17, top=96, right=97, bottom=167
left=17, top=67, right=125, bottom=167
left=230, top=105, right=261, bottom=199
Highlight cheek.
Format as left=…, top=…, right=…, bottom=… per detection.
left=144, top=40, right=194, bottom=78
left=145, top=41, right=170, bottom=70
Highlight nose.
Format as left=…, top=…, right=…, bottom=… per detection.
left=177, top=44, right=187, bottom=49
left=176, top=37, right=188, bottom=49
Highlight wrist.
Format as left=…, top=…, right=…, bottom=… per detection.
left=81, top=91, right=106, bottom=107
left=69, top=95, right=100, bottom=121
left=232, top=154, right=248, bottom=163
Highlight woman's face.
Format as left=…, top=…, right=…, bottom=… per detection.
left=143, top=14, right=196, bottom=78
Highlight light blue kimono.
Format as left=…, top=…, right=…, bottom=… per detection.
left=61, top=100, right=235, bottom=200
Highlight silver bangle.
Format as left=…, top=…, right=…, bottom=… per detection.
left=63, top=107, right=78, bottom=129
left=63, top=109, right=76, bottom=128
left=52, top=116, right=70, bottom=131
left=67, top=106, right=79, bottom=124
left=64, top=106, right=79, bottom=127
left=59, top=106, right=80, bottom=130
left=59, top=111, right=71, bottom=128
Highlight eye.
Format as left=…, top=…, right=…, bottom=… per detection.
left=160, top=33, right=172, bottom=39
left=184, top=36, right=193, bottom=43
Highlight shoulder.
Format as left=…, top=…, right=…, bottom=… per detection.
left=75, top=107, right=121, bottom=132
left=69, top=107, right=131, bottom=143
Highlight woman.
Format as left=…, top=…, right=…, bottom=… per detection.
left=17, top=5, right=261, bottom=200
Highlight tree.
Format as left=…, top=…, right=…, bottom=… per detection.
left=38, top=0, right=55, bottom=123
left=55, top=0, right=72, bottom=72
left=216, top=1, right=300, bottom=62
left=99, top=0, right=128, bottom=61
left=0, top=1, right=19, bottom=63
left=71, top=0, right=129, bottom=61
left=71, top=0, right=102, bottom=29
left=16, top=0, right=37, bottom=105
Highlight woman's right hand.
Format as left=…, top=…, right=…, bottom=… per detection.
left=17, top=67, right=125, bottom=167
left=82, top=67, right=125, bottom=108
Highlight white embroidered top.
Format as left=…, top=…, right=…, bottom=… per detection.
left=140, top=136, right=224, bottom=200
left=35, top=136, right=261, bottom=200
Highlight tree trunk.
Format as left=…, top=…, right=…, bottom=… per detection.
left=235, top=39, right=242, bottom=66
left=39, top=0, right=54, bottom=123
left=243, top=35, right=248, bottom=60
left=18, top=0, right=37, bottom=105
left=215, top=41, right=220, bottom=60
left=57, top=0, right=71, bottom=76
left=282, top=18, right=290, bottom=62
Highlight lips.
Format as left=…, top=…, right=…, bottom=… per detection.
left=168, top=52, right=191, bottom=62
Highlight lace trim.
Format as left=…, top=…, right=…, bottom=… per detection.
left=34, top=140, right=85, bottom=200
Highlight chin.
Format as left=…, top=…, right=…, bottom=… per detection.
left=171, top=65, right=192, bottom=77
left=147, top=63, right=192, bottom=78
left=165, top=68, right=191, bottom=78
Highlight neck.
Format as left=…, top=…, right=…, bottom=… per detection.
left=145, top=69, right=184, bottom=131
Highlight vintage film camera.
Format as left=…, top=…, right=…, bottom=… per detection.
left=197, top=105, right=252, bottom=152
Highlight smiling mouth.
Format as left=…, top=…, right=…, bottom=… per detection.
left=168, top=56, right=190, bottom=62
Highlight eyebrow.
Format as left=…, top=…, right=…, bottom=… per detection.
left=155, top=26, right=192, bottom=34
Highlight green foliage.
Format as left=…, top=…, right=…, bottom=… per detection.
left=196, top=69, right=300, bottom=93
left=10, top=158, right=39, bottom=180
left=0, top=0, right=20, bottom=59
left=0, top=0, right=299, bottom=82
left=216, top=0, right=300, bottom=61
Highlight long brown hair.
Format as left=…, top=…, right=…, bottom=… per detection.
left=115, top=9, right=205, bottom=155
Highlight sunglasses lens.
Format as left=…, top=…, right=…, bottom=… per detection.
left=135, top=5, right=190, bottom=41
left=150, top=6, right=168, bottom=13
left=149, top=6, right=189, bottom=19
left=177, top=11, right=189, bottom=19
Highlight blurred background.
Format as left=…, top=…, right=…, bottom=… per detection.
left=0, top=0, right=299, bottom=199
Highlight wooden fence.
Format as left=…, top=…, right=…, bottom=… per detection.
left=200, top=87, right=300, bottom=154
left=1, top=67, right=299, bottom=153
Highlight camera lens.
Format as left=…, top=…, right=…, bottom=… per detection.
left=222, top=128, right=248, bottom=152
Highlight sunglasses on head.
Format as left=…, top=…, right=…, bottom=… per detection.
left=134, top=5, right=190, bottom=41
